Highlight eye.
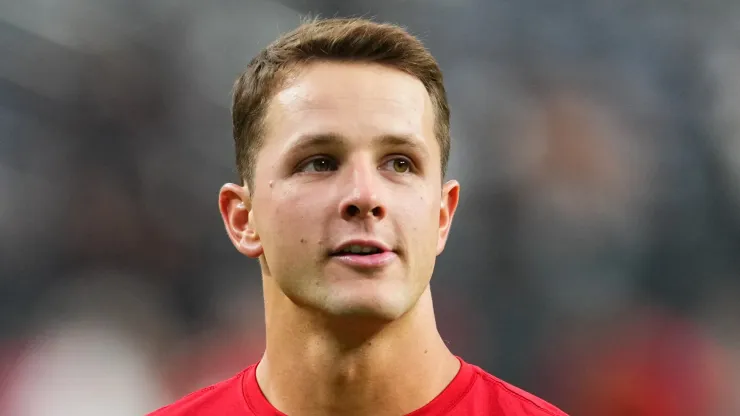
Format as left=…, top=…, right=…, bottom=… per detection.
left=381, top=157, right=413, bottom=174
left=298, top=156, right=338, bottom=173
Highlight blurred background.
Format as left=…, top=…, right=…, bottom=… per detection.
left=1, top=0, right=740, bottom=415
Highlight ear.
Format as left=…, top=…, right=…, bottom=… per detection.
left=437, top=180, right=460, bottom=255
left=219, top=183, right=263, bottom=258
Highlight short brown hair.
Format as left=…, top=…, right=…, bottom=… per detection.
left=231, top=17, right=450, bottom=190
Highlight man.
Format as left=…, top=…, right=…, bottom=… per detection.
left=150, top=17, right=568, bottom=416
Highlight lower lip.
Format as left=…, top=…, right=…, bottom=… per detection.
left=331, top=252, right=397, bottom=269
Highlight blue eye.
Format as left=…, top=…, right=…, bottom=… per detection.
left=299, top=156, right=337, bottom=173
left=381, top=157, right=413, bottom=173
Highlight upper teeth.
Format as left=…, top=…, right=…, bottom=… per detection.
left=341, top=245, right=380, bottom=254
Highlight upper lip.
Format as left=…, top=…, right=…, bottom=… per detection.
left=331, top=239, right=392, bottom=255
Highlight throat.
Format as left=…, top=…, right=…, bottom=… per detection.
left=257, top=332, right=459, bottom=416
left=258, top=348, right=459, bottom=416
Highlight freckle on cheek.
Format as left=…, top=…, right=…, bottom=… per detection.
left=300, top=238, right=306, bottom=243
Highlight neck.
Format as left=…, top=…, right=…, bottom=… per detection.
left=257, top=277, right=460, bottom=416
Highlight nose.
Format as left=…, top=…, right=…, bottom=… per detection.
left=338, top=159, right=387, bottom=221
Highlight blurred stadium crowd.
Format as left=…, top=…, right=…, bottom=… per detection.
left=2, top=0, right=740, bottom=414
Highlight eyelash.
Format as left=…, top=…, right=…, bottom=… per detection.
left=296, top=156, right=338, bottom=173
left=295, top=155, right=417, bottom=174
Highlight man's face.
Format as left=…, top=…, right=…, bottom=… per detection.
left=224, top=62, right=459, bottom=320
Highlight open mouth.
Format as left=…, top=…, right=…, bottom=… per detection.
left=329, top=241, right=396, bottom=269
left=331, top=244, right=384, bottom=256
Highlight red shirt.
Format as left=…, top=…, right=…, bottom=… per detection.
left=149, top=357, right=568, bottom=415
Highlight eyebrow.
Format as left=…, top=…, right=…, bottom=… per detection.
left=285, top=133, right=344, bottom=155
left=285, top=133, right=430, bottom=158
left=375, top=134, right=429, bottom=157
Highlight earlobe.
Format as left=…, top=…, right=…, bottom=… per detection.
left=437, top=180, right=460, bottom=255
left=219, top=183, right=264, bottom=258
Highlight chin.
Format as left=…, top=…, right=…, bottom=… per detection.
left=323, top=301, right=405, bottom=321
left=319, top=284, right=414, bottom=321
left=281, top=273, right=424, bottom=322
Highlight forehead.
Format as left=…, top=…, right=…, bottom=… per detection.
left=263, top=61, right=436, bottom=150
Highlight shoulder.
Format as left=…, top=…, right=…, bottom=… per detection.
left=467, top=364, right=568, bottom=416
left=147, top=367, right=252, bottom=416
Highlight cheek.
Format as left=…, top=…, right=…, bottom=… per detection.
left=400, top=193, right=440, bottom=238
left=263, top=189, right=323, bottom=250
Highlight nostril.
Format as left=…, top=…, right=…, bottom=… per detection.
left=371, top=207, right=383, bottom=217
left=346, top=205, right=360, bottom=217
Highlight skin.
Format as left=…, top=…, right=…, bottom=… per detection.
left=219, top=61, right=461, bottom=415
